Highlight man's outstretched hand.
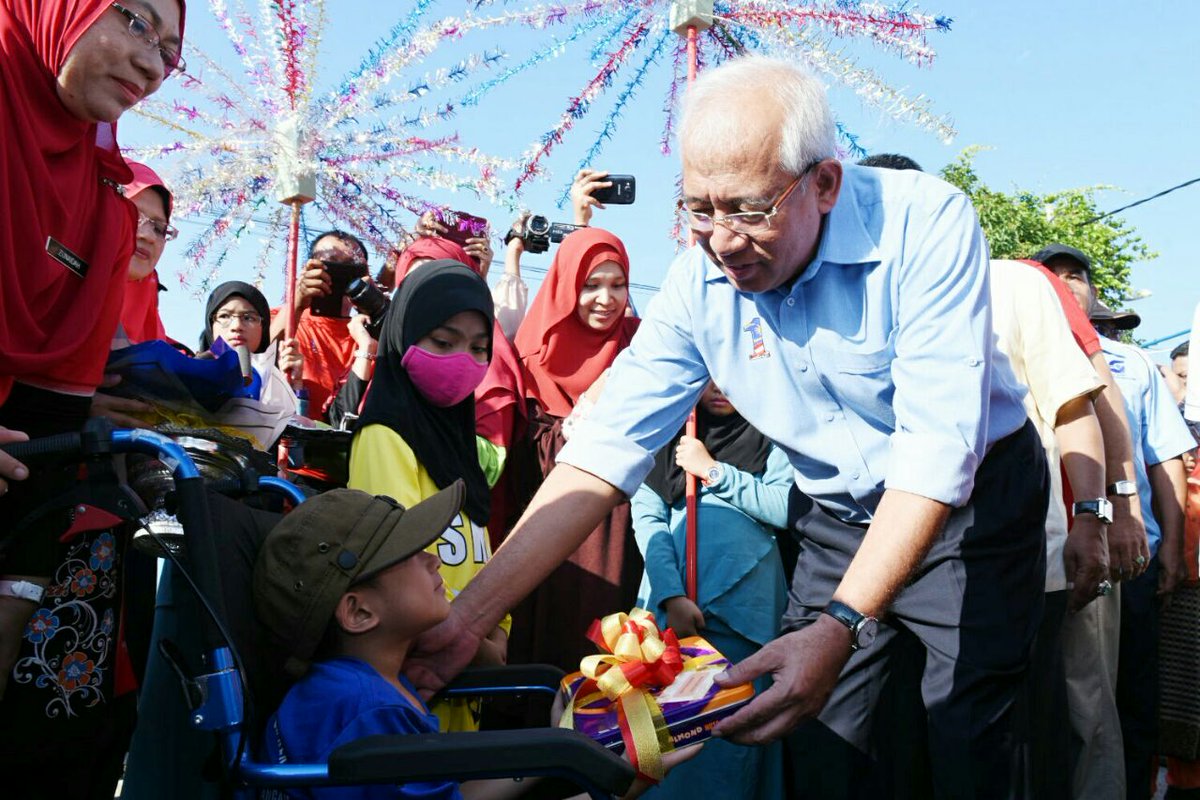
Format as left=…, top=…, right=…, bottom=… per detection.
left=711, top=613, right=851, bottom=745
left=404, top=607, right=484, bottom=700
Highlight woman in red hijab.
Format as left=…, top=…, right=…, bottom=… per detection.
left=503, top=226, right=643, bottom=683
left=0, top=1, right=185, bottom=784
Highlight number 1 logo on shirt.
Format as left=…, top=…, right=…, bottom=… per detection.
left=744, top=317, right=771, bottom=361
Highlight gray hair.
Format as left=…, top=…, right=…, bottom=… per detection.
left=679, top=55, right=836, bottom=174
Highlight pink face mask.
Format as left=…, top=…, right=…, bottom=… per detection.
left=401, top=345, right=488, bottom=407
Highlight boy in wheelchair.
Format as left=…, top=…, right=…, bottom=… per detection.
left=254, top=484, right=694, bottom=800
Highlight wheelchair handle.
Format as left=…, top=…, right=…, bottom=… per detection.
left=0, top=432, right=85, bottom=466
left=0, top=428, right=201, bottom=481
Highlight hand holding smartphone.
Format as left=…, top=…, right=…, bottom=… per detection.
left=436, top=210, right=489, bottom=249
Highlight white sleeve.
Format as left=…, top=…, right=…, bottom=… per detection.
left=491, top=274, right=528, bottom=341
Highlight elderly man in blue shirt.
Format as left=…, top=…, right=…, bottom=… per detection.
left=409, top=56, right=1053, bottom=797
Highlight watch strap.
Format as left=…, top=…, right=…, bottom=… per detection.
left=0, top=579, right=45, bottom=604
left=823, top=600, right=863, bottom=630
left=822, top=600, right=877, bottom=651
left=1107, top=480, right=1137, bottom=497
left=1072, top=497, right=1114, bottom=524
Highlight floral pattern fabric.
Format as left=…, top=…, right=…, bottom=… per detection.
left=13, top=531, right=119, bottom=719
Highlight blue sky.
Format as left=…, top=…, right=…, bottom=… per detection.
left=125, top=0, right=1199, bottom=360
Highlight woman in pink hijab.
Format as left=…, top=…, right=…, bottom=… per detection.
left=119, top=160, right=174, bottom=343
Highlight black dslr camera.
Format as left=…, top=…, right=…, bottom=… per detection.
left=517, top=216, right=585, bottom=254
left=346, top=278, right=390, bottom=340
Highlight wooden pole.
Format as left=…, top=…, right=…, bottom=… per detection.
left=277, top=201, right=303, bottom=474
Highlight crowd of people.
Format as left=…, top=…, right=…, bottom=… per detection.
left=1, top=3, right=1200, bottom=799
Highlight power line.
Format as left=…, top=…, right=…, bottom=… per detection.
left=1084, top=176, right=1200, bottom=225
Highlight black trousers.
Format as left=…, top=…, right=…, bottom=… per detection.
left=782, top=421, right=1049, bottom=800
left=1118, top=556, right=1161, bottom=800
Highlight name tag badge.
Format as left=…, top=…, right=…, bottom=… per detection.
left=46, top=236, right=88, bottom=279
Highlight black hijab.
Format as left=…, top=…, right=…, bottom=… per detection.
left=644, top=405, right=773, bottom=505
left=198, top=281, right=272, bottom=354
left=356, top=260, right=495, bottom=524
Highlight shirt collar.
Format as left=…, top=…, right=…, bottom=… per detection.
left=811, top=170, right=882, bottom=269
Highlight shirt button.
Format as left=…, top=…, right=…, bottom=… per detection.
left=800, top=363, right=809, bottom=373
left=851, top=471, right=861, bottom=480
left=824, top=413, right=834, bottom=423
left=786, top=297, right=796, bottom=307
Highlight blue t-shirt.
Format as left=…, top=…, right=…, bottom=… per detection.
left=261, top=657, right=463, bottom=800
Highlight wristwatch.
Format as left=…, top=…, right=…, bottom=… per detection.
left=1072, top=497, right=1114, bottom=524
left=0, top=579, right=45, bottom=604
left=1106, top=480, right=1138, bottom=497
left=821, top=600, right=878, bottom=652
left=704, top=463, right=724, bottom=486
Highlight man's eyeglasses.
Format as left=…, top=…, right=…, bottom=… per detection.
left=213, top=311, right=263, bottom=328
left=111, top=2, right=186, bottom=78
left=681, top=161, right=819, bottom=236
left=137, top=212, right=178, bottom=242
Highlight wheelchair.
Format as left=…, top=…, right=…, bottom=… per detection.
left=2, top=421, right=634, bottom=799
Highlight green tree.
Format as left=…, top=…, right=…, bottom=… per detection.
left=939, top=146, right=1155, bottom=307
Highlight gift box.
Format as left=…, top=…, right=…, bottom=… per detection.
left=558, top=610, right=753, bottom=773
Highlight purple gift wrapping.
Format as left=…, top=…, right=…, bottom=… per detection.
left=558, top=635, right=754, bottom=752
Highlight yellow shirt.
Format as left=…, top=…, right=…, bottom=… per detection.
left=989, top=260, right=1104, bottom=592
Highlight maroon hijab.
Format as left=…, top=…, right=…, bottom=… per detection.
left=0, top=0, right=185, bottom=403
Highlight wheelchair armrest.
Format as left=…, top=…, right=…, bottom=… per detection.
left=441, top=664, right=565, bottom=697
left=328, top=728, right=634, bottom=796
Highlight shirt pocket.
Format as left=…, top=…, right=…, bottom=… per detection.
left=826, top=326, right=898, bottom=375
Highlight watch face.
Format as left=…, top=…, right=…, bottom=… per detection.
left=854, top=617, right=878, bottom=650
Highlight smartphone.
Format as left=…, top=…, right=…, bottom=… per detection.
left=593, top=175, right=636, bottom=205
left=309, top=260, right=369, bottom=318
left=437, top=210, right=489, bottom=249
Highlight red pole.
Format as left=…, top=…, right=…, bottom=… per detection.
left=684, top=23, right=700, bottom=604
left=685, top=412, right=699, bottom=602
left=284, top=201, right=302, bottom=341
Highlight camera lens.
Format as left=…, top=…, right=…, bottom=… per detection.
left=526, top=215, right=550, bottom=236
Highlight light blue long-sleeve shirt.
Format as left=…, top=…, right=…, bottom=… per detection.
left=1099, top=336, right=1194, bottom=557
left=559, top=164, right=1029, bottom=523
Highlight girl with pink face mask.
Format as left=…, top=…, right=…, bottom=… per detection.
left=347, top=260, right=510, bottom=732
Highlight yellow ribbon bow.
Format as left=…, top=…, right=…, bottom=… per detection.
left=562, top=609, right=687, bottom=782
